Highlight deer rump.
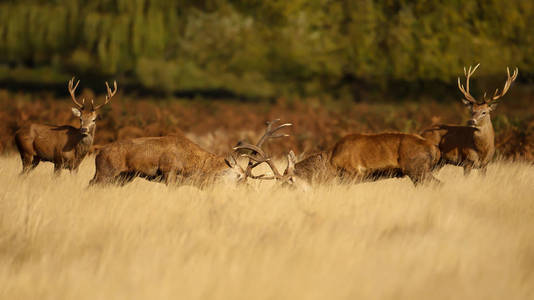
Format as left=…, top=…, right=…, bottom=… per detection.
left=330, top=133, right=440, bottom=184
left=90, top=135, right=223, bottom=185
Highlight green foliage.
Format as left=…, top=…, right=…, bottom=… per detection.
left=0, top=0, right=533, bottom=98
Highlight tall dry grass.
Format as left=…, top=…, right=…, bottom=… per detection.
left=0, top=155, right=533, bottom=300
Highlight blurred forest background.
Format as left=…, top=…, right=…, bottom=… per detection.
left=1, top=0, right=534, bottom=98
left=0, top=0, right=533, bottom=159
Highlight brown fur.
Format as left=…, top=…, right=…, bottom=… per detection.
left=14, top=110, right=97, bottom=175
left=89, top=134, right=244, bottom=187
left=421, top=115, right=495, bottom=175
left=330, top=133, right=440, bottom=184
left=289, top=150, right=336, bottom=185
left=286, top=133, right=440, bottom=187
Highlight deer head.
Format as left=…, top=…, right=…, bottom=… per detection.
left=232, top=119, right=293, bottom=182
left=233, top=143, right=310, bottom=190
left=220, top=153, right=248, bottom=184
left=69, top=77, right=117, bottom=136
left=458, top=64, right=518, bottom=127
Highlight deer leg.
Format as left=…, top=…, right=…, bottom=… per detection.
left=478, top=164, right=489, bottom=176
left=463, top=163, right=473, bottom=176
left=31, top=157, right=40, bottom=169
left=22, top=154, right=41, bottom=174
left=20, top=154, right=34, bottom=174
left=118, top=172, right=137, bottom=186
left=53, top=163, right=62, bottom=176
left=163, top=170, right=178, bottom=186
left=407, top=175, right=421, bottom=186
left=70, top=160, right=83, bottom=175
left=419, top=172, right=442, bottom=186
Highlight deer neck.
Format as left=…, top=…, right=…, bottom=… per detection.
left=78, top=126, right=95, bottom=152
left=203, top=153, right=227, bottom=173
left=472, top=115, right=494, bottom=152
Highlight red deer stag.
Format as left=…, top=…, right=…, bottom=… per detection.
left=15, top=77, right=116, bottom=175
left=421, top=64, right=518, bottom=175
left=237, top=132, right=441, bottom=188
left=89, top=120, right=292, bottom=187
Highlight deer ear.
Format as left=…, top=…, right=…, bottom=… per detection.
left=489, top=102, right=498, bottom=111
left=461, top=98, right=472, bottom=108
left=71, top=107, right=81, bottom=117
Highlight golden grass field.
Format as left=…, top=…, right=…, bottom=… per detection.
left=1, top=154, right=534, bottom=300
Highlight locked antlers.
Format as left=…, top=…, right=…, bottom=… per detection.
left=233, top=119, right=292, bottom=180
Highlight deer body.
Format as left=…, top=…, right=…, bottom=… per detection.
left=15, top=123, right=94, bottom=173
left=241, top=132, right=440, bottom=187
left=90, top=135, right=244, bottom=186
left=330, top=133, right=440, bottom=184
left=421, top=64, right=517, bottom=175
left=422, top=119, right=495, bottom=175
left=290, top=151, right=335, bottom=184
left=14, top=78, right=116, bottom=175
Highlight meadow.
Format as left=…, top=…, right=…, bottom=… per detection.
left=1, top=154, right=533, bottom=300
left=2, top=1, right=534, bottom=298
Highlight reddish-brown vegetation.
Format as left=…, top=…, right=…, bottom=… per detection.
left=1, top=89, right=533, bottom=162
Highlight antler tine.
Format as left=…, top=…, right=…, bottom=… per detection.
left=256, top=119, right=293, bottom=148
left=234, top=143, right=267, bottom=158
left=490, top=66, right=518, bottom=102
left=240, top=153, right=283, bottom=179
left=105, top=80, right=118, bottom=101
left=233, top=119, right=292, bottom=181
left=466, top=64, right=479, bottom=94
left=458, top=63, right=480, bottom=104
left=92, top=80, right=117, bottom=111
left=68, top=77, right=84, bottom=109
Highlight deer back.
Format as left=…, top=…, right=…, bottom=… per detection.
left=97, top=135, right=224, bottom=176
left=331, top=133, right=403, bottom=171
left=330, top=133, right=439, bottom=174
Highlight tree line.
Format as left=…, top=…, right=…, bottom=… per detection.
left=0, top=0, right=533, bottom=99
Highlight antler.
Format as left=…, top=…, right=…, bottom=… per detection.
left=68, top=77, right=84, bottom=109
left=91, top=81, right=117, bottom=111
left=487, top=67, right=518, bottom=103
left=234, top=119, right=292, bottom=180
left=256, top=119, right=292, bottom=148
left=458, top=63, right=480, bottom=104
left=234, top=142, right=283, bottom=180
left=246, top=119, right=291, bottom=178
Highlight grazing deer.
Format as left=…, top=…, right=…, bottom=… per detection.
left=421, top=64, right=518, bottom=175
left=237, top=132, right=441, bottom=188
left=14, top=77, right=116, bottom=175
left=89, top=120, right=292, bottom=187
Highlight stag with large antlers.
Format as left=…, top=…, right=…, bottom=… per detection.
left=15, top=77, right=117, bottom=175
left=422, top=64, right=518, bottom=175
left=89, top=120, right=292, bottom=187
